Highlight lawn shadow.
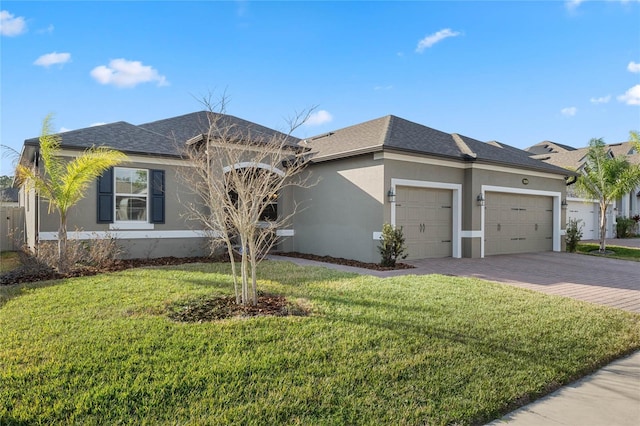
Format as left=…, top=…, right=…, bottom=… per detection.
left=0, top=276, right=67, bottom=308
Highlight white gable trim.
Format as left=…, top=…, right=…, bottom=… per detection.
left=222, top=162, right=285, bottom=177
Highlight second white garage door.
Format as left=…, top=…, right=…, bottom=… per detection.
left=396, top=186, right=453, bottom=259
left=567, top=201, right=598, bottom=240
left=485, top=192, right=553, bottom=256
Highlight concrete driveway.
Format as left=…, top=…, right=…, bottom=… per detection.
left=274, top=251, right=640, bottom=313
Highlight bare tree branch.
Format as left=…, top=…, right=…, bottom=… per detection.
left=177, top=92, right=316, bottom=305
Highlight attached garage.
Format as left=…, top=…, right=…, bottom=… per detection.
left=485, top=192, right=554, bottom=255
left=395, top=186, right=453, bottom=259
left=567, top=200, right=598, bottom=240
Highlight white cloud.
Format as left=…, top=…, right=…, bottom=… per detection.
left=561, top=107, right=577, bottom=116
left=59, top=127, right=72, bottom=133
left=628, top=61, right=640, bottom=73
left=0, top=10, right=27, bottom=36
left=617, top=85, right=640, bottom=105
left=34, top=52, right=71, bottom=67
left=90, top=122, right=107, bottom=127
left=36, top=24, right=54, bottom=34
left=416, top=28, right=461, bottom=53
left=90, top=58, right=168, bottom=88
left=374, top=85, right=393, bottom=91
left=565, top=0, right=586, bottom=10
left=305, top=110, right=333, bottom=126
left=590, top=95, right=611, bottom=104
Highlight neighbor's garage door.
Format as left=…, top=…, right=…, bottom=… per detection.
left=485, top=193, right=553, bottom=256
left=567, top=201, right=598, bottom=240
left=396, top=186, right=452, bottom=259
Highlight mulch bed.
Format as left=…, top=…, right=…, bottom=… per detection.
left=1, top=250, right=413, bottom=287
left=167, top=293, right=309, bottom=322
left=0, top=256, right=223, bottom=287
left=274, top=252, right=414, bottom=271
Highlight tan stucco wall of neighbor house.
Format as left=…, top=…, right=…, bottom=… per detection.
left=20, top=186, right=38, bottom=250
left=34, top=158, right=210, bottom=259
left=291, top=155, right=385, bottom=263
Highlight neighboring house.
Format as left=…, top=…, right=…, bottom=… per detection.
left=0, top=187, right=19, bottom=207
left=17, top=112, right=573, bottom=262
left=527, top=140, right=640, bottom=240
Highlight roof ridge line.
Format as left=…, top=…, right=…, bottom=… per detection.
left=380, top=115, right=395, bottom=146
left=451, top=133, right=477, bottom=159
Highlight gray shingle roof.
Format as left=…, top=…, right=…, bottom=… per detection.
left=23, top=111, right=300, bottom=158
left=305, top=115, right=573, bottom=176
left=533, top=141, right=640, bottom=169
left=525, top=140, right=577, bottom=155
left=0, top=187, right=18, bottom=203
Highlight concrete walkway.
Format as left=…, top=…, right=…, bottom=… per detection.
left=487, top=351, right=640, bottom=426
left=269, top=251, right=640, bottom=425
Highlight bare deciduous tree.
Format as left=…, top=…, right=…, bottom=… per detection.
left=179, top=96, right=315, bottom=305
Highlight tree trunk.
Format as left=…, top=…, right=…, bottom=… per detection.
left=240, top=239, right=249, bottom=305
left=226, top=239, right=240, bottom=304
left=58, top=212, right=68, bottom=273
left=599, top=202, right=607, bottom=253
left=250, top=242, right=258, bottom=306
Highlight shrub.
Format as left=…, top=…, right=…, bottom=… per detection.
left=565, top=218, right=583, bottom=253
left=19, top=231, right=123, bottom=272
left=615, top=216, right=636, bottom=238
left=378, top=223, right=408, bottom=267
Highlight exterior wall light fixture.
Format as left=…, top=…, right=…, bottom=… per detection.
left=387, top=189, right=396, bottom=203
left=477, top=193, right=485, bottom=207
left=561, top=199, right=568, bottom=209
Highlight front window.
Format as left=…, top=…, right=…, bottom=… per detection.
left=115, top=168, right=148, bottom=221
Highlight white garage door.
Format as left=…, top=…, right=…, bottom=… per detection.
left=395, top=186, right=453, bottom=259
left=567, top=201, right=598, bottom=240
left=485, top=193, right=553, bottom=256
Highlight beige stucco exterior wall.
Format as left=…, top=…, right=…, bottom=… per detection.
left=287, top=151, right=568, bottom=262
left=290, top=155, right=385, bottom=263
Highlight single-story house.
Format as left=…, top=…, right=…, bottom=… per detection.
left=17, top=111, right=574, bottom=262
left=527, top=140, right=640, bottom=240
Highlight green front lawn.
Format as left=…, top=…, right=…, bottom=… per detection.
left=577, top=242, right=640, bottom=261
left=1, top=261, right=639, bottom=425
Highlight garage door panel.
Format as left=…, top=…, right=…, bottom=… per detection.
left=485, top=193, right=553, bottom=256
left=396, top=186, right=453, bottom=260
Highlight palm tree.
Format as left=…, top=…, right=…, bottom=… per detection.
left=16, top=115, right=127, bottom=272
left=574, top=138, right=640, bottom=253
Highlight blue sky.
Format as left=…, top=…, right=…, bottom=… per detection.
left=1, top=0, right=639, bottom=175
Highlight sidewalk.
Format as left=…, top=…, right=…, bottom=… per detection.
left=487, top=351, right=640, bottom=425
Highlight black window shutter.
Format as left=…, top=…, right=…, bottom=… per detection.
left=150, top=169, right=165, bottom=224
left=97, top=168, right=114, bottom=223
